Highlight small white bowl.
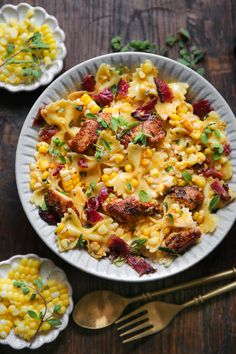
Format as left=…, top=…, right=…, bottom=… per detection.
left=0, top=2, right=67, bottom=92
left=0, top=254, right=73, bottom=350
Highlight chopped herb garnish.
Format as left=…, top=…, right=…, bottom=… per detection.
left=131, top=238, right=147, bottom=255
left=6, top=43, right=15, bottom=56
left=22, top=287, right=30, bottom=295
left=132, top=131, right=150, bottom=146
left=158, top=246, right=179, bottom=256
left=73, top=105, right=83, bottom=111
left=85, top=113, right=96, bottom=119
left=27, top=310, right=39, bottom=320
left=212, top=143, right=224, bottom=160
left=53, top=137, right=65, bottom=147
left=47, top=319, right=62, bottom=327
left=182, top=171, right=192, bottom=182
left=77, top=234, right=87, bottom=248
left=214, top=130, right=221, bottom=139
left=40, top=200, right=48, bottom=211
left=139, top=190, right=150, bottom=202
left=58, top=155, right=66, bottom=164
left=112, top=256, right=126, bottom=267
left=56, top=108, right=65, bottom=113
left=167, top=213, right=174, bottom=224
left=98, top=117, right=109, bottom=128
left=33, top=278, right=43, bottom=290
left=94, top=145, right=104, bottom=161
left=30, top=293, right=37, bottom=301
left=110, top=84, right=117, bottom=96
left=101, top=139, right=111, bottom=151
left=201, top=131, right=208, bottom=144
left=166, top=166, right=173, bottom=172
left=126, top=183, right=132, bottom=191
left=85, top=181, right=96, bottom=197
left=53, top=304, right=61, bottom=313
left=209, top=195, right=220, bottom=211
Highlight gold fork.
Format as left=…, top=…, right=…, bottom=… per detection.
left=116, top=280, right=236, bottom=343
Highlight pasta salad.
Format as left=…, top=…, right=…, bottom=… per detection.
left=29, top=60, right=234, bottom=275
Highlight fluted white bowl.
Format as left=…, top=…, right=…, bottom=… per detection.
left=15, top=52, right=236, bottom=282
left=0, top=254, right=73, bottom=349
left=0, top=2, right=67, bottom=92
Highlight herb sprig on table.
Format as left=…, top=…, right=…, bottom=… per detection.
left=111, top=28, right=205, bottom=75
left=0, top=32, right=49, bottom=80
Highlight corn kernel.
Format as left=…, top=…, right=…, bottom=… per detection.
left=143, top=149, right=152, bottom=158
left=110, top=172, right=117, bottom=179
left=38, top=159, right=49, bottom=171
left=42, top=171, right=49, bottom=180
left=190, top=130, right=201, bottom=140
left=142, top=60, right=153, bottom=74
left=90, top=104, right=101, bottom=114
left=196, top=152, right=206, bottom=163
left=125, top=164, right=133, bottom=172
left=114, top=154, right=124, bottom=163
left=169, top=119, right=177, bottom=127
left=131, top=178, right=139, bottom=187
left=141, top=158, right=150, bottom=166
left=186, top=146, right=195, bottom=154
left=102, top=174, right=109, bottom=182
left=197, top=215, right=204, bottom=224
left=150, top=168, right=159, bottom=177
left=142, top=228, right=150, bottom=236
left=170, top=113, right=180, bottom=121
left=192, top=175, right=205, bottom=188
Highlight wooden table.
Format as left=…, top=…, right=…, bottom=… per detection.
left=1, top=0, right=236, bottom=353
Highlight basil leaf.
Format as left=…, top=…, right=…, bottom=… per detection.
left=53, top=304, right=61, bottom=313
left=201, top=132, right=208, bottom=144
left=85, top=113, right=96, bottom=119
left=158, top=246, right=178, bottom=256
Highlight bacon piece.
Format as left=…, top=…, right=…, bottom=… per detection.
left=193, top=99, right=213, bottom=119
left=154, top=78, right=173, bottom=103
left=202, top=168, right=223, bottom=179
left=45, top=188, right=78, bottom=219
left=33, top=108, right=45, bottom=126
left=131, top=97, right=157, bottom=121
left=117, top=79, right=129, bottom=97
left=164, top=227, right=201, bottom=254
left=172, top=185, right=204, bottom=210
left=39, top=125, right=58, bottom=142
left=52, top=164, right=64, bottom=176
left=126, top=254, right=156, bottom=276
left=84, top=187, right=108, bottom=224
left=223, top=143, right=231, bottom=155
left=211, top=180, right=230, bottom=201
left=82, top=74, right=96, bottom=92
left=92, top=88, right=114, bottom=106
left=68, top=119, right=99, bottom=154
left=104, top=197, right=161, bottom=223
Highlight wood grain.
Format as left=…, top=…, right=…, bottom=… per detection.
left=0, top=1, right=236, bottom=353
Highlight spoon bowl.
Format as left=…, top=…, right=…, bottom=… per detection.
left=73, top=290, right=129, bottom=329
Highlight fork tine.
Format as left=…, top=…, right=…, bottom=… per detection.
left=115, top=307, right=147, bottom=324
left=119, top=321, right=150, bottom=337
left=117, top=314, right=148, bottom=331
left=122, top=327, right=155, bottom=344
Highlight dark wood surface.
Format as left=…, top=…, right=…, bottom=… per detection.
left=1, top=1, right=236, bottom=353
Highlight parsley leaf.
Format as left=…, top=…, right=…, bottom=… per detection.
left=94, top=145, right=104, bottom=161
left=132, top=131, right=149, bottom=146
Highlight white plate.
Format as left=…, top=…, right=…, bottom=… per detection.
left=0, top=254, right=73, bottom=349
left=15, top=52, right=236, bottom=282
left=0, top=2, right=67, bottom=92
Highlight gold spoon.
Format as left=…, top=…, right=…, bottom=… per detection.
left=73, top=268, right=236, bottom=329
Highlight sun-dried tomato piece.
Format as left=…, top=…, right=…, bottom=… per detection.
left=202, top=168, right=223, bottom=179
left=52, top=164, right=64, bottom=176
left=82, top=74, right=96, bottom=92
left=126, top=254, right=156, bottom=276
left=78, top=157, right=88, bottom=169
left=131, top=97, right=158, bottom=121
left=92, top=88, right=114, bottom=106
left=107, top=235, right=130, bottom=258
left=154, top=78, right=173, bottom=103
left=193, top=99, right=213, bottom=119
left=39, top=125, right=58, bottom=142
left=33, top=108, right=45, bottom=126
left=211, top=180, right=230, bottom=201
left=117, top=79, right=129, bottom=97
left=223, top=143, right=231, bottom=155
left=38, top=209, right=59, bottom=225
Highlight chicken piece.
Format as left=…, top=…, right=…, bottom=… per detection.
left=164, top=227, right=201, bottom=254
left=68, top=119, right=99, bottom=154
left=104, top=197, right=161, bottom=223
left=172, top=185, right=204, bottom=211
left=45, top=188, right=78, bottom=219
left=120, top=115, right=166, bottom=148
